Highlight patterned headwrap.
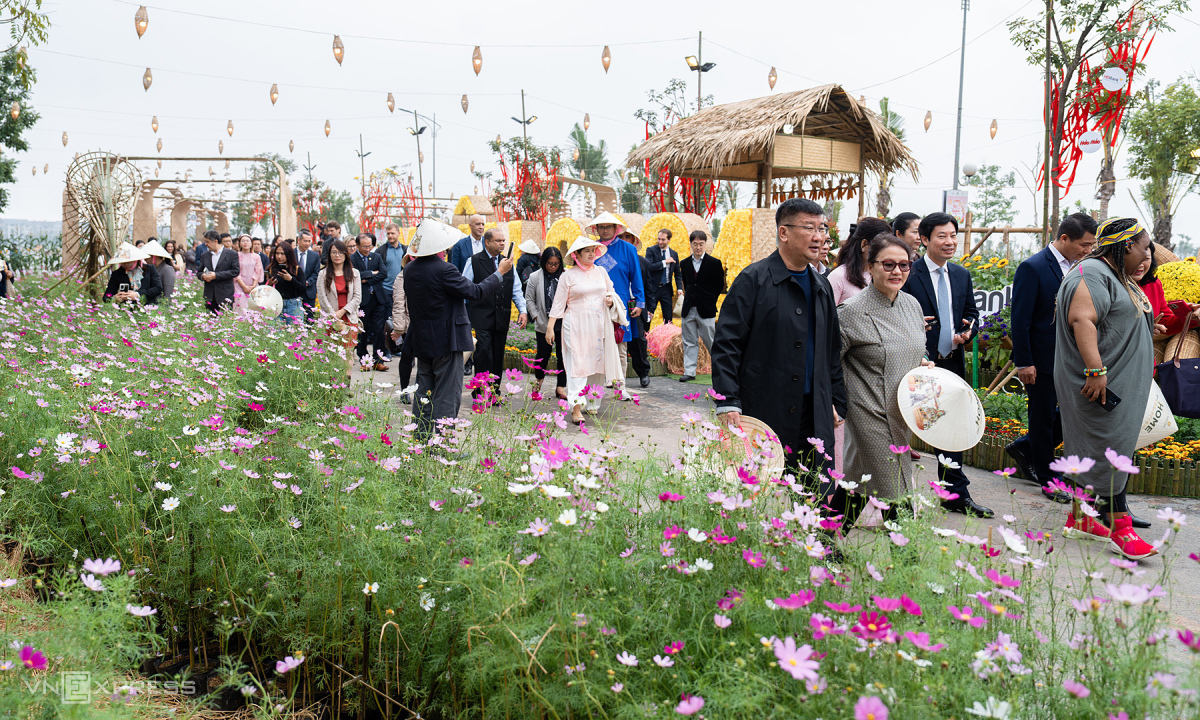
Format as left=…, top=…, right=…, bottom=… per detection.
left=1096, top=218, right=1144, bottom=247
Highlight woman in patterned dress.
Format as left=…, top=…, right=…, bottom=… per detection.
left=831, top=233, right=933, bottom=531
left=233, top=234, right=264, bottom=313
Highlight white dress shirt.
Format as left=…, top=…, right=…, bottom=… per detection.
left=1048, top=243, right=1072, bottom=277
left=462, top=251, right=527, bottom=314
left=924, top=253, right=950, bottom=307
left=691, top=253, right=705, bottom=273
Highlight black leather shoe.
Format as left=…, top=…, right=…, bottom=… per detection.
left=678, top=375, right=695, bottom=382
left=1040, top=485, right=1072, bottom=504
left=942, top=497, right=995, bottom=519
left=640, top=375, right=650, bottom=388
left=463, top=361, right=474, bottom=377
left=1131, top=514, right=1151, bottom=529
left=1004, top=439, right=1039, bottom=484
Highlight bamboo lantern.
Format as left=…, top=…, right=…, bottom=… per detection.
left=289, top=140, right=294, bottom=152
left=227, top=120, right=234, bottom=137
left=989, top=119, right=998, bottom=140
left=208, top=167, right=214, bottom=176
left=428, top=182, right=433, bottom=193
left=154, top=168, right=159, bottom=177
left=134, top=6, right=148, bottom=38
left=324, top=120, right=331, bottom=137
left=387, top=92, right=395, bottom=113
left=332, top=35, right=344, bottom=65
left=270, top=84, right=279, bottom=105
left=9, top=101, right=17, bottom=120
left=61, top=131, right=67, bottom=146
left=461, top=94, right=469, bottom=114
left=31, top=166, right=36, bottom=176
left=473, top=186, right=478, bottom=194
left=151, top=115, right=158, bottom=133
left=419, top=151, right=424, bottom=164
left=924, top=111, right=932, bottom=132
left=572, top=148, right=579, bottom=162
left=495, top=134, right=501, bottom=144
left=218, top=140, right=224, bottom=154
left=472, top=46, right=483, bottom=75
left=43, top=163, right=48, bottom=174
left=470, top=161, right=475, bottom=172
left=224, top=160, right=230, bottom=169
left=601, top=45, right=611, bottom=73
left=768, top=67, right=777, bottom=90
left=583, top=113, right=590, bottom=131
left=143, top=68, right=152, bottom=91
left=16, top=47, right=25, bottom=68
left=156, top=159, right=161, bottom=168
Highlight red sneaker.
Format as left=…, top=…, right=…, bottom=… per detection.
left=1108, top=515, right=1158, bottom=560
left=1063, top=511, right=1110, bottom=542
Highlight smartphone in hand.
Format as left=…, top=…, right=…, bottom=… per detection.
left=1100, top=388, right=1122, bottom=412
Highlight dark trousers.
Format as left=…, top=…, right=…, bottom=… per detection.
left=534, top=320, right=566, bottom=389
left=473, top=326, right=509, bottom=386
left=1010, top=374, right=1063, bottom=485
left=414, top=352, right=465, bottom=439
left=782, top=393, right=822, bottom=481
left=628, top=336, right=650, bottom=380
left=932, top=354, right=971, bottom=498
left=649, top=283, right=675, bottom=323
left=356, top=299, right=388, bottom=362
left=301, top=296, right=315, bottom=324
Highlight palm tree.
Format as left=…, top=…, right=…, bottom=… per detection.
left=875, top=98, right=906, bottom=218
left=565, top=124, right=610, bottom=213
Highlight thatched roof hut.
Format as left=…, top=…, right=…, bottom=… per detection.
left=626, top=84, right=918, bottom=213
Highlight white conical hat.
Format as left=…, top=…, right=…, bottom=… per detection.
left=409, top=219, right=461, bottom=257
left=141, top=239, right=172, bottom=259
left=566, top=235, right=607, bottom=259
left=107, top=242, right=150, bottom=266
left=586, top=211, right=627, bottom=235
left=518, top=239, right=541, bottom=256
left=897, top=366, right=985, bottom=452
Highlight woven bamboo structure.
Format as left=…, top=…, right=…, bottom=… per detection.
left=625, top=84, right=918, bottom=216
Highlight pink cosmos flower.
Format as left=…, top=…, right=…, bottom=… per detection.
left=660, top=541, right=676, bottom=557
left=1178, top=629, right=1200, bottom=652
left=775, top=591, right=816, bottom=610
left=993, top=467, right=1017, bottom=477
left=773, top=636, right=820, bottom=681
left=850, top=611, right=892, bottom=641
left=663, top=640, right=685, bottom=655
left=1062, top=679, right=1090, bottom=698
left=247, top=402, right=265, bottom=412
left=928, top=481, right=960, bottom=502
left=1104, top=447, right=1140, bottom=475
left=518, top=553, right=539, bottom=566
left=975, top=593, right=1023, bottom=619
left=610, top=683, right=623, bottom=693
left=717, top=588, right=744, bottom=610
left=675, top=694, right=705, bottom=715
left=737, top=466, right=758, bottom=486
left=1048, top=455, right=1096, bottom=476
left=616, top=651, right=638, bottom=666
left=539, top=437, right=569, bottom=468
left=19, top=645, right=47, bottom=670
left=653, top=654, right=674, bottom=668
left=619, top=546, right=636, bottom=558
left=713, top=614, right=732, bottom=628
left=854, top=695, right=888, bottom=720
left=948, top=605, right=987, bottom=628
left=984, top=569, right=1021, bottom=588
left=276, top=656, right=304, bottom=674
left=658, top=491, right=685, bottom=502
left=902, top=631, right=946, bottom=653
left=663, top=525, right=683, bottom=540
left=742, top=549, right=766, bottom=568
left=871, top=596, right=902, bottom=612
left=809, top=613, right=845, bottom=640
left=899, top=595, right=922, bottom=616
left=888, top=444, right=910, bottom=454
left=823, top=601, right=862, bottom=614
left=83, top=558, right=121, bottom=576
left=807, top=437, right=826, bottom=455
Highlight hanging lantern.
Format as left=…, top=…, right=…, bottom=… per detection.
left=386, top=92, right=395, bottom=113
left=143, top=67, right=152, bottom=91
left=270, top=84, right=279, bottom=105
left=16, top=47, right=26, bottom=69
left=924, top=111, right=932, bottom=132
left=601, top=45, right=611, bottom=73
left=583, top=113, right=590, bottom=131
left=43, top=164, right=48, bottom=174
left=989, top=119, right=998, bottom=140
left=218, top=140, right=224, bottom=154
left=31, top=166, right=36, bottom=176
left=580, top=170, right=587, bottom=180
left=768, top=67, right=777, bottom=90
left=134, top=5, right=148, bottom=38
left=470, top=161, right=475, bottom=172
left=156, top=137, right=162, bottom=151
left=572, top=148, right=580, bottom=162
left=495, top=134, right=501, bottom=144
left=428, top=182, right=433, bottom=193
left=419, top=151, right=424, bottom=164
left=461, top=94, right=469, bottom=114
left=151, top=115, right=158, bottom=133
left=224, top=159, right=230, bottom=169
left=472, top=46, right=483, bottom=75
left=473, top=186, right=478, bottom=194
left=324, top=120, right=331, bottom=137
left=208, top=166, right=214, bottom=176
left=8, top=101, right=17, bottom=120
left=858, top=95, right=866, bottom=106
left=156, top=159, right=161, bottom=169
left=332, top=35, right=344, bottom=65
left=154, top=168, right=159, bottom=178
left=61, top=131, right=67, bottom=146
left=289, top=140, right=294, bottom=153
left=227, top=120, right=234, bottom=137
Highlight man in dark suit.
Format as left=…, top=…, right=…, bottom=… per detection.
left=294, top=229, right=320, bottom=323
left=352, top=232, right=389, bottom=371
left=464, top=226, right=528, bottom=394
left=450, top=214, right=486, bottom=273
left=645, top=228, right=682, bottom=324
left=902, top=212, right=992, bottom=518
left=679, top=230, right=726, bottom=382
left=623, top=229, right=656, bottom=387
left=199, top=229, right=238, bottom=314
left=404, top=220, right=510, bottom=438
left=1008, top=213, right=1099, bottom=502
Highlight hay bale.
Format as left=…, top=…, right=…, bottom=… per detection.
left=508, top=220, right=545, bottom=248
left=649, top=323, right=710, bottom=374
left=1154, top=243, right=1181, bottom=267
left=546, top=217, right=594, bottom=263
left=616, top=212, right=647, bottom=237
left=749, top=207, right=777, bottom=262
left=453, top=195, right=495, bottom=217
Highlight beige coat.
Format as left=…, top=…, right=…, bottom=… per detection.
left=316, top=267, right=361, bottom=322
left=391, top=275, right=410, bottom=335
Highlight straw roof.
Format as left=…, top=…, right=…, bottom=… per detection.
left=625, top=84, right=918, bottom=182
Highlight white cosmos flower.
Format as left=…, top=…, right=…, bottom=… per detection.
left=687, top=528, right=708, bottom=543
left=694, top=558, right=714, bottom=571
left=362, top=582, right=379, bottom=595
left=594, top=502, right=609, bottom=513
left=931, top=526, right=958, bottom=537
left=541, top=485, right=572, bottom=499
left=937, top=454, right=961, bottom=469
left=182, top=425, right=200, bottom=436
left=420, top=592, right=436, bottom=611
left=576, top=476, right=600, bottom=490
left=161, top=497, right=180, bottom=512
left=507, top=482, right=538, bottom=495
left=557, top=509, right=577, bottom=527
left=964, top=696, right=1013, bottom=719
left=154, top=482, right=172, bottom=491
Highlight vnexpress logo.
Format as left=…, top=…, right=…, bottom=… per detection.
left=60, top=671, right=91, bottom=704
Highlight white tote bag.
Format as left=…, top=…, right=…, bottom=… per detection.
left=1136, top=381, right=1178, bottom=450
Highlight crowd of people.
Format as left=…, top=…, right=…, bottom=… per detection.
left=73, top=198, right=1171, bottom=561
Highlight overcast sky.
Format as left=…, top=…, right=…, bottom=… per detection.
left=7, top=0, right=1200, bottom=248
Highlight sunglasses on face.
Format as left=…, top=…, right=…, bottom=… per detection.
left=874, top=260, right=912, bottom=272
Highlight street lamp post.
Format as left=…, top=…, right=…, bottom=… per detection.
left=511, top=89, right=537, bottom=165
left=684, top=32, right=716, bottom=112
left=952, top=0, right=969, bottom=191
left=407, top=111, right=427, bottom=198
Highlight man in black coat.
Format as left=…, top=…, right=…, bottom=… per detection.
left=404, top=220, right=510, bottom=438
left=463, top=226, right=528, bottom=394
left=622, top=230, right=656, bottom=387
left=645, top=228, right=682, bottom=323
left=678, top=230, right=726, bottom=381
left=901, top=212, right=992, bottom=518
left=199, top=230, right=238, bottom=314
left=352, top=232, right=389, bottom=370
left=711, top=198, right=847, bottom=477
left=294, top=229, right=321, bottom=323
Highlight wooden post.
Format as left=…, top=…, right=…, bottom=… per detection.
left=857, top=172, right=865, bottom=217
left=762, top=152, right=774, bottom=210
left=1003, top=227, right=1012, bottom=267
left=755, top=163, right=764, bottom=208
left=962, top=211, right=974, bottom=257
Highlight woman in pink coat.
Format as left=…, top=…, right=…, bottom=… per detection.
left=233, top=234, right=264, bottom=312
left=547, top=236, right=620, bottom=426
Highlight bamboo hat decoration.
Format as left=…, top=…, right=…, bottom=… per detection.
left=719, top=416, right=785, bottom=483
left=897, top=366, right=985, bottom=452
left=518, top=239, right=541, bottom=256
left=108, top=242, right=150, bottom=266
left=586, top=211, right=626, bottom=236
left=409, top=219, right=461, bottom=257
left=566, top=235, right=606, bottom=260
left=248, top=285, right=284, bottom=319
left=141, top=239, right=172, bottom=260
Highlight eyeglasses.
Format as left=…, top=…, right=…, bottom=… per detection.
left=781, top=224, right=830, bottom=235
left=874, top=260, right=912, bottom=272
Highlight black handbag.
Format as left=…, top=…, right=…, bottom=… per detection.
left=1154, top=329, right=1200, bottom=418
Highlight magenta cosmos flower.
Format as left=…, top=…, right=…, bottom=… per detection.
left=1062, top=679, right=1090, bottom=698
left=538, top=437, right=569, bottom=468
left=675, top=694, right=704, bottom=715
left=947, top=605, right=987, bottom=628
left=658, top=491, right=685, bottom=502
left=1048, top=455, right=1095, bottom=476
left=772, top=636, right=820, bottom=681
left=854, top=695, right=888, bottom=720
left=742, top=549, right=766, bottom=568
left=774, top=591, right=815, bottom=610
left=851, top=611, right=892, bottom=641
left=19, top=645, right=47, bottom=670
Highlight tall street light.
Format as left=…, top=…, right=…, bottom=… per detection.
left=408, top=110, right=427, bottom=197
left=952, top=0, right=969, bottom=190
left=512, top=89, right=537, bottom=165
left=685, top=31, right=716, bottom=112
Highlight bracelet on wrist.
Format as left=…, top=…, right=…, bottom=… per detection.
left=1083, top=366, right=1107, bottom=378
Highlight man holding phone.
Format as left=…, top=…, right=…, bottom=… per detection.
left=463, top=225, right=527, bottom=394
left=902, top=212, right=992, bottom=518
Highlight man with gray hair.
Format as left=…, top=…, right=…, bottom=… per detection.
left=463, top=225, right=528, bottom=393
